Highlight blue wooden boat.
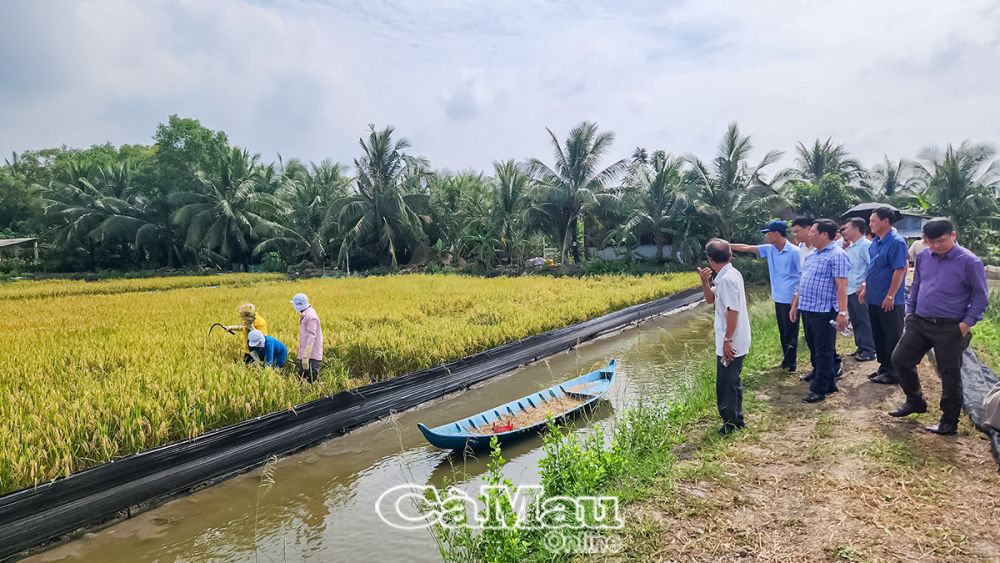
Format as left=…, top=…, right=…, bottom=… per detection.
left=417, top=359, right=616, bottom=450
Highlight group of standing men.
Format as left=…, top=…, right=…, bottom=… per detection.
left=701, top=207, right=989, bottom=436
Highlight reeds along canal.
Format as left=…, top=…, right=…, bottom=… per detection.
left=31, top=300, right=719, bottom=563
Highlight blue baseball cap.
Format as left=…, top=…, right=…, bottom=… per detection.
left=761, top=220, right=788, bottom=235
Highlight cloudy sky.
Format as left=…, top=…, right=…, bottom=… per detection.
left=2, top=0, right=999, bottom=172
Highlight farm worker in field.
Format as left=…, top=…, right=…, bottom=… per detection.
left=246, top=329, right=288, bottom=368
left=292, top=293, right=323, bottom=382
left=226, top=303, right=268, bottom=362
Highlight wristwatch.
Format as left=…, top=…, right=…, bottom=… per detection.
left=724, top=337, right=734, bottom=343
left=838, top=311, right=848, bottom=317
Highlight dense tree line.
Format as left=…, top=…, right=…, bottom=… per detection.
left=1, top=115, right=998, bottom=274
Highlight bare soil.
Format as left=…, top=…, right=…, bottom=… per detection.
left=618, top=355, right=1000, bottom=562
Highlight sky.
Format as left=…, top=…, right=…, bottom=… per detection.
left=2, top=0, right=1000, bottom=173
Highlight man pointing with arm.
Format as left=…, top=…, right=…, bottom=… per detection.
left=732, top=220, right=801, bottom=372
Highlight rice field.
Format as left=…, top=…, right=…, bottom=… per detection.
left=0, top=272, right=697, bottom=494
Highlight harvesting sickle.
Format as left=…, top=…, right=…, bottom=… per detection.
left=208, top=322, right=235, bottom=336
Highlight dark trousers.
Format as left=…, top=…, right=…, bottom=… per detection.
left=802, top=310, right=839, bottom=395
left=298, top=359, right=321, bottom=382
left=716, top=355, right=746, bottom=429
left=869, top=304, right=905, bottom=379
left=891, top=315, right=971, bottom=424
left=802, top=313, right=842, bottom=375
left=774, top=302, right=799, bottom=369
left=847, top=293, right=876, bottom=357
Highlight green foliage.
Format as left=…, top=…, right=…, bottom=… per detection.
left=428, top=437, right=534, bottom=563
left=620, top=152, right=691, bottom=261
left=527, top=121, right=629, bottom=265
left=790, top=138, right=863, bottom=183
left=788, top=174, right=861, bottom=219
left=338, top=125, right=431, bottom=270
left=258, top=252, right=286, bottom=273
left=687, top=123, right=787, bottom=242
left=972, top=291, right=1000, bottom=367
left=913, top=141, right=1000, bottom=253
left=4, top=117, right=999, bottom=274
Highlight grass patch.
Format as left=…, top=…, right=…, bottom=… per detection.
left=972, top=290, right=1000, bottom=367
left=829, top=544, right=866, bottom=562
left=858, top=436, right=918, bottom=469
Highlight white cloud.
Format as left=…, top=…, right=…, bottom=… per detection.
left=1, top=0, right=998, bottom=173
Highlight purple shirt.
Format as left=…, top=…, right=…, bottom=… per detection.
left=298, top=306, right=324, bottom=360
left=906, top=245, right=989, bottom=327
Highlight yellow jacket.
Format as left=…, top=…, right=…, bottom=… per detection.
left=234, top=314, right=268, bottom=353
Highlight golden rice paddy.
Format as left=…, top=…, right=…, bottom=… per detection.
left=0, top=272, right=696, bottom=493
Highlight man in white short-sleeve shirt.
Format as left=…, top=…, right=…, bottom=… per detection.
left=699, top=238, right=752, bottom=434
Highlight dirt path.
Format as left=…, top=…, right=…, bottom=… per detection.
left=621, top=355, right=1000, bottom=562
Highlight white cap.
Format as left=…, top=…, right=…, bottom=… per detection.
left=247, top=329, right=265, bottom=348
left=291, top=293, right=310, bottom=312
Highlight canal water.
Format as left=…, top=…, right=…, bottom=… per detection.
left=33, top=300, right=717, bottom=563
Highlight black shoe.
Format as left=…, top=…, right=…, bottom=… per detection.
left=800, top=370, right=815, bottom=382
left=888, top=401, right=928, bottom=417
left=826, top=386, right=839, bottom=394
left=834, top=366, right=844, bottom=379
left=718, top=424, right=744, bottom=436
left=925, top=422, right=958, bottom=435
left=802, top=391, right=826, bottom=403
left=855, top=354, right=876, bottom=362
left=870, top=373, right=897, bottom=385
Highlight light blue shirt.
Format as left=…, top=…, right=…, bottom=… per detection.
left=845, top=238, right=871, bottom=295
left=758, top=241, right=801, bottom=304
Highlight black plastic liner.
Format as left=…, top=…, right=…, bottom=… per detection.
left=0, top=287, right=703, bottom=558
left=960, top=348, right=1000, bottom=470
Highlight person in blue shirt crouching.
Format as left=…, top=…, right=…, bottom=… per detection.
left=247, top=329, right=288, bottom=368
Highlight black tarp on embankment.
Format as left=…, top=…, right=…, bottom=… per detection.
left=960, top=348, right=1000, bottom=470
left=0, top=287, right=704, bottom=558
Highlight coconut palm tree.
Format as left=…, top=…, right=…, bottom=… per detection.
left=338, top=125, right=431, bottom=269
left=687, top=123, right=786, bottom=242
left=622, top=152, right=687, bottom=261
left=913, top=141, right=1000, bottom=251
left=790, top=138, right=864, bottom=183
left=87, top=161, right=183, bottom=267
left=861, top=156, right=925, bottom=202
left=526, top=121, right=628, bottom=264
left=491, top=159, right=532, bottom=265
left=255, top=160, right=349, bottom=270
left=171, top=147, right=285, bottom=269
left=36, top=161, right=107, bottom=269
left=427, top=171, right=490, bottom=264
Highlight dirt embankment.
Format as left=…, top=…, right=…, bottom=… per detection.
left=622, top=356, right=1000, bottom=562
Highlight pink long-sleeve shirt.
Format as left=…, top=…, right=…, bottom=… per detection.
left=298, top=306, right=323, bottom=360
